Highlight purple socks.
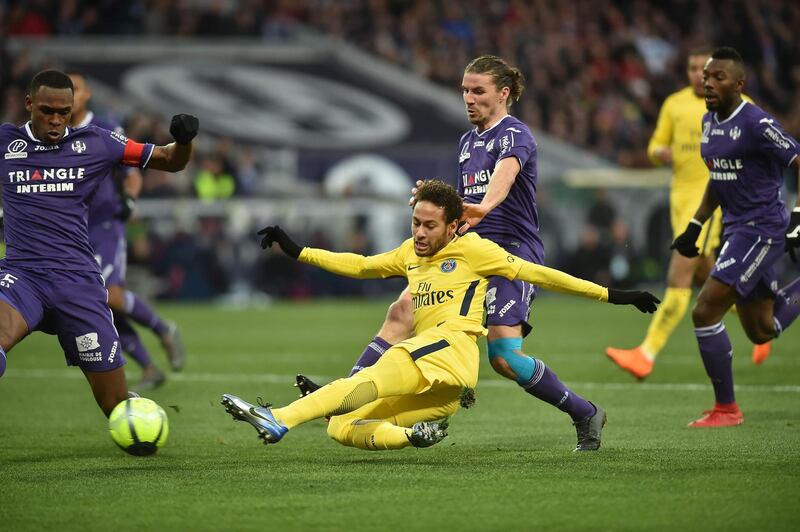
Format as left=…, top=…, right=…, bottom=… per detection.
left=523, top=360, right=596, bottom=420
left=695, top=322, right=735, bottom=404
left=114, top=314, right=153, bottom=368
left=773, top=277, right=800, bottom=336
left=350, top=336, right=391, bottom=376
left=124, top=291, right=169, bottom=337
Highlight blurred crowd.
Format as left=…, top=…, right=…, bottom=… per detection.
left=4, top=0, right=798, bottom=166
left=2, top=0, right=799, bottom=299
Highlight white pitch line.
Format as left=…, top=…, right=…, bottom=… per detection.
left=5, top=368, right=800, bottom=394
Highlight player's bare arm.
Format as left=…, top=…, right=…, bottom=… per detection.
left=146, top=114, right=198, bottom=172
left=459, top=156, right=521, bottom=235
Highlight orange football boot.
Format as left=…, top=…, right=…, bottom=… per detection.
left=751, top=341, right=772, bottom=365
left=688, top=403, right=744, bottom=428
left=605, top=346, right=654, bottom=380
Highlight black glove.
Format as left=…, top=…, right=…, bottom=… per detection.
left=257, top=225, right=302, bottom=259
left=170, top=114, right=199, bottom=145
left=670, top=219, right=703, bottom=257
left=608, top=289, right=661, bottom=313
left=117, top=194, right=136, bottom=222
left=786, top=208, right=800, bottom=263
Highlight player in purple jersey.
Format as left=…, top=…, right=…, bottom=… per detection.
left=68, top=72, right=185, bottom=390
left=294, top=56, right=639, bottom=451
left=671, top=48, right=800, bottom=428
left=0, top=70, right=198, bottom=420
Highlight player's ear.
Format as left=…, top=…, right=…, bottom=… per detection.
left=25, top=94, right=32, bottom=112
left=447, top=219, right=458, bottom=236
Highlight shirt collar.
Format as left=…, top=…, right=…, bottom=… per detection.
left=714, top=100, right=747, bottom=125
left=24, top=121, right=71, bottom=143
left=474, top=114, right=511, bottom=137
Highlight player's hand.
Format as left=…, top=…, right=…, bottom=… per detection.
left=458, top=203, right=489, bottom=235
left=408, top=179, right=425, bottom=207
left=117, top=194, right=136, bottom=222
left=608, top=289, right=661, bottom=313
left=257, top=225, right=302, bottom=259
left=785, top=208, right=800, bottom=263
left=670, top=220, right=702, bottom=257
left=170, top=114, right=199, bottom=145
left=653, top=147, right=672, bottom=164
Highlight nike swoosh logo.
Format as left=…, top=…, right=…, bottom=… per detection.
left=407, top=265, right=421, bottom=270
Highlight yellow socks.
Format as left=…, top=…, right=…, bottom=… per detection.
left=641, top=287, right=692, bottom=357
left=327, top=418, right=412, bottom=450
left=273, top=376, right=377, bottom=429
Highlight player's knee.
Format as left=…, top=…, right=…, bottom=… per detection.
left=326, top=416, right=349, bottom=443
left=487, top=338, right=536, bottom=385
left=691, top=301, right=712, bottom=326
left=742, top=321, right=776, bottom=345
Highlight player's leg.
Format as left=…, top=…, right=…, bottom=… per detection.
left=689, top=276, right=742, bottom=427
left=0, top=300, right=32, bottom=377
left=81, top=366, right=130, bottom=417
left=114, top=312, right=166, bottom=390
left=350, top=286, right=413, bottom=375
left=222, top=344, right=431, bottom=443
left=0, top=265, right=48, bottom=378
left=51, top=271, right=129, bottom=417
left=113, top=286, right=185, bottom=371
left=296, top=286, right=414, bottom=395
left=605, top=251, right=696, bottom=378
left=736, top=276, right=800, bottom=344
left=96, top=224, right=185, bottom=372
left=327, top=386, right=460, bottom=450
left=605, top=207, right=721, bottom=378
left=485, top=278, right=605, bottom=450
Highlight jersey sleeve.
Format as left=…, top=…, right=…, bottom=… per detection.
left=514, top=262, right=608, bottom=301
left=96, top=126, right=155, bottom=169
left=464, top=234, right=525, bottom=279
left=647, top=96, right=673, bottom=165
left=496, top=125, right=536, bottom=169
left=754, top=115, right=800, bottom=168
left=299, top=239, right=410, bottom=279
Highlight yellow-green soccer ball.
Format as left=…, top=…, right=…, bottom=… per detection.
left=108, top=398, right=169, bottom=456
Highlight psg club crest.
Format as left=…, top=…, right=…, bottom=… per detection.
left=71, top=140, right=87, bottom=153
left=440, top=259, right=457, bottom=273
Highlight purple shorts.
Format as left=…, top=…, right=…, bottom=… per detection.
left=89, top=220, right=127, bottom=286
left=484, top=276, right=537, bottom=337
left=711, top=225, right=784, bottom=301
left=0, top=261, right=124, bottom=372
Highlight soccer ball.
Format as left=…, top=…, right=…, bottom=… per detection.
left=108, top=397, right=169, bottom=456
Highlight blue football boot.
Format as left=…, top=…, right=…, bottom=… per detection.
left=221, top=393, right=288, bottom=444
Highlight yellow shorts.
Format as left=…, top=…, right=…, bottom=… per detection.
left=670, top=188, right=722, bottom=255
left=392, top=326, right=480, bottom=392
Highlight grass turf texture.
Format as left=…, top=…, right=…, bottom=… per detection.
left=1, top=296, right=798, bottom=531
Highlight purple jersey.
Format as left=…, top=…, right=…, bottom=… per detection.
left=79, top=112, right=130, bottom=225
left=457, top=115, right=544, bottom=263
left=0, top=122, right=154, bottom=272
left=700, top=101, right=800, bottom=232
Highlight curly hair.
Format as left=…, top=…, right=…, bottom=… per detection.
left=414, top=180, right=463, bottom=223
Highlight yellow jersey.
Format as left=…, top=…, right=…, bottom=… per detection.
left=299, top=232, right=608, bottom=337
left=649, top=86, right=752, bottom=192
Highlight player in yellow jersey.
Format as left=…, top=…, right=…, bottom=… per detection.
left=605, top=47, right=768, bottom=379
left=221, top=181, right=659, bottom=451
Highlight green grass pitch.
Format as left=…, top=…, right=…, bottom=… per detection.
left=1, top=296, right=798, bottom=531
